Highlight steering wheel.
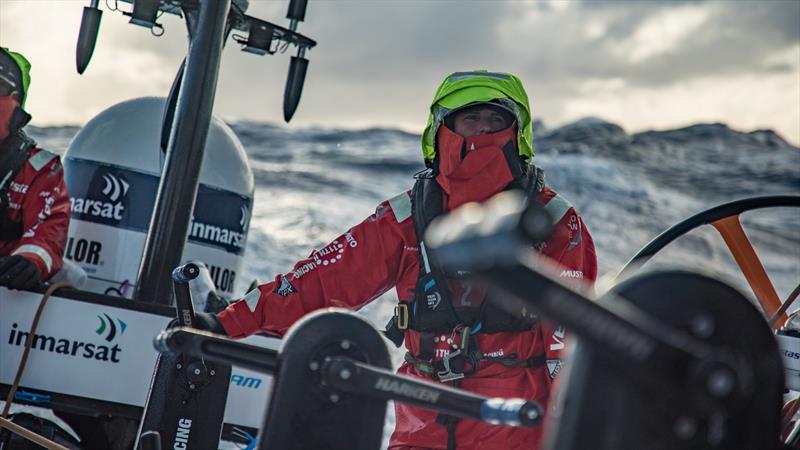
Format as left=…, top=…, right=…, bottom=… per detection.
left=617, top=195, right=800, bottom=329
left=616, top=195, right=800, bottom=445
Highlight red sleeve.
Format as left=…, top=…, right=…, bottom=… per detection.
left=536, top=188, right=598, bottom=380
left=218, top=196, right=416, bottom=338
left=10, top=150, right=71, bottom=280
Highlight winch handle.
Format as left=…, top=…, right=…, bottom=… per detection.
left=323, top=357, right=543, bottom=428
left=154, top=327, right=279, bottom=374
left=171, top=262, right=200, bottom=327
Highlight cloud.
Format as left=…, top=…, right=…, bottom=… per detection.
left=619, top=4, right=711, bottom=63
left=498, top=1, right=799, bottom=87
left=1, top=0, right=797, bottom=143
left=559, top=68, right=800, bottom=145
left=0, top=1, right=183, bottom=124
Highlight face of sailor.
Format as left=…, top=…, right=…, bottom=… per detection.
left=0, top=92, right=21, bottom=142
left=0, top=57, right=23, bottom=142
left=0, top=51, right=22, bottom=103
left=450, top=106, right=513, bottom=138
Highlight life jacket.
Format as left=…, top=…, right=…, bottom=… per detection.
left=0, top=130, right=35, bottom=241
left=385, top=166, right=547, bottom=348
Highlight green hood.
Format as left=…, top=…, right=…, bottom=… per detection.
left=421, top=70, right=534, bottom=164
left=1, top=48, right=31, bottom=108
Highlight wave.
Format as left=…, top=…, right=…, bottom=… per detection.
left=29, top=117, right=800, bottom=300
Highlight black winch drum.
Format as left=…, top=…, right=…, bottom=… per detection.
left=545, top=271, right=784, bottom=450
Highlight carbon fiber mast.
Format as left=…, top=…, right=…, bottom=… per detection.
left=72, top=1, right=317, bottom=448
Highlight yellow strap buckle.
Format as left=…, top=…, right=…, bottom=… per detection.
left=395, top=303, right=409, bottom=330
left=459, top=326, right=471, bottom=352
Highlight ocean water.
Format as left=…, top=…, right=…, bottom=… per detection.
left=27, top=117, right=800, bottom=446
left=224, top=119, right=799, bottom=316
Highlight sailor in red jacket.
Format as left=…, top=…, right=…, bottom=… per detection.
left=0, top=48, right=70, bottom=290
left=208, top=71, right=597, bottom=449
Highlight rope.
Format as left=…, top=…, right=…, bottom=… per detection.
left=0, top=417, right=69, bottom=450
left=0, top=282, right=72, bottom=450
left=783, top=397, right=800, bottom=444
left=770, top=282, right=800, bottom=327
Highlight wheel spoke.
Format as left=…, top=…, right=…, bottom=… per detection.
left=710, top=215, right=786, bottom=327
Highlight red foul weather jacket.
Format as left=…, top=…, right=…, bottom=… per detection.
left=0, top=147, right=71, bottom=280
left=218, top=185, right=597, bottom=450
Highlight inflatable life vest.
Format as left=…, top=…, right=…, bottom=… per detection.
left=385, top=167, right=547, bottom=347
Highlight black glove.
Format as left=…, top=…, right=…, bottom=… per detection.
left=0, top=255, right=42, bottom=291
left=192, top=312, right=226, bottom=335
left=204, top=290, right=230, bottom=313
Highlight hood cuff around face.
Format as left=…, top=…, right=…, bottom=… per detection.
left=421, top=71, right=534, bottom=166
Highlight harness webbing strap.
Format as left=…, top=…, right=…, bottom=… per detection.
left=418, top=331, right=436, bottom=360
left=410, top=176, right=462, bottom=332
left=419, top=241, right=432, bottom=274
left=385, top=167, right=549, bottom=346
left=0, top=131, right=35, bottom=192
left=501, top=140, right=525, bottom=179
left=0, top=131, right=35, bottom=242
left=404, top=351, right=547, bottom=380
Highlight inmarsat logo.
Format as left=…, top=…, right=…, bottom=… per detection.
left=95, top=314, right=127, bottom=342
left=189, top=220, right=246, bottom=250
left=102, top=173, right=130, bottom=202
left=7, top=313, right=127, bottom=363
left=239, top=205, right=250, bottom=229
left=70, top=172, right=129, bottom=221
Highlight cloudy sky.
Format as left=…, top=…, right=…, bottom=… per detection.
left=2, top=0, right=799, bottom=144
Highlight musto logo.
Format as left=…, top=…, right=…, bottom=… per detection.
left=70, top=172, right=129, bottom=221
left=6, top=314, right=127, bottom=363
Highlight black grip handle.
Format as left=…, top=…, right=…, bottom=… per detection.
left=287, top=0, right=307, bottom=21
left=137, top=431, right=161, bottom=450
left=283, top=56, right=309, bottom=122
left=479, top=398, right=542, bottom=427
left=76, top=6, right=102, bottom=74
left=323, top=357, right=542, bottom=427
left=172, top=262, right=201, bottom=283
left=154, top=327, right=279, bottom=374
left=171, top=262, right=200, bottom=326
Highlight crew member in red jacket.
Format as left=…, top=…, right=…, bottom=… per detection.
left=0, top=48, right=70, bottom=290
left=206, top=71, right=597, bottom=449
